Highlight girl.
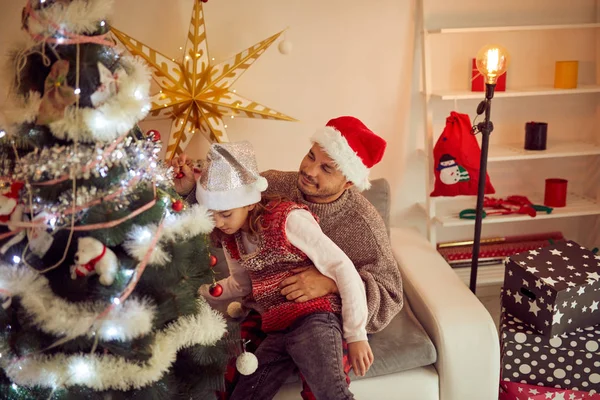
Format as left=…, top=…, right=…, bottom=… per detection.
left=197, top=141, right=373, bottom=400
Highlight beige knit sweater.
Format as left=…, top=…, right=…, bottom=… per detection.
left=261, top=170, right=403, bottom=333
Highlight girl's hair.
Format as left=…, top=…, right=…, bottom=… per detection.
left=210, top=194, right=290, bottom=247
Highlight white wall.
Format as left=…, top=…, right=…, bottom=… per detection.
left=1, top=0, right=598, bottom=243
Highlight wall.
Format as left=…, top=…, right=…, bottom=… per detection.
left=0, top=0, right=598, bottom=242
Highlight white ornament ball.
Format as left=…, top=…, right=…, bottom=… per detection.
left=227, top=301, right=245, bottom=319
left=278, top=40, right=293, bottom=55
left=236, top=352, right=258, bottom=376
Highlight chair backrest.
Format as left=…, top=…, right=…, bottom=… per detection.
left=360, top=178, right=391, bottom=237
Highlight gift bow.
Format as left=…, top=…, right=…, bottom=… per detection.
left=36, top=60, right=78, bottom=125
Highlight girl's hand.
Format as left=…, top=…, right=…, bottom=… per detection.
left=347, top=340, right=374, bottom=377
left=170, top=154, right=196, bottom=195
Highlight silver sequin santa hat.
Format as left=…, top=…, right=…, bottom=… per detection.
left=196, top=141, right=268, bottom=211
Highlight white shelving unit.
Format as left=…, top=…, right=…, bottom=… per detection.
left=418, top=1, right=600, bottom=287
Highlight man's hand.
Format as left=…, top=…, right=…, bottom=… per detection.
left=348, top=341, right=374, bottom=377
left=170, top=154, right=196, bottom=196
left=279, top=266, right=338, bottom=302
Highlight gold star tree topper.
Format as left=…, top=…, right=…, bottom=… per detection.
left=111, top=0, right=296, bottom=160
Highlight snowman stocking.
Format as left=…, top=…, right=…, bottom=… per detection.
left=430, top=111, right=495, bottom=197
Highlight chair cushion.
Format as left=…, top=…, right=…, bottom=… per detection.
left=360, top=178, right=391, bottom=236
left=354, top=297, right=437, bottom=380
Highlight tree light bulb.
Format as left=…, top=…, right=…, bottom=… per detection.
left=475, top=44, right=510, bottom=85
left=112, top=297, right=121, bottom=305
left=11, top=383, right=17, bottom=390
left=12, top=255, right=20, bottom=264
left=0, top=130, right=5, bottom=138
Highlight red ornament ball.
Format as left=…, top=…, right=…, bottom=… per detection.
left=146, top=129, right=161, bottom=142
left=172, top=199, right=184, bottom=212
left=209, top=254, right=218, bottom=267
left=175, top=171, right=185, bottom=179
left=209, top=283, right=223, bottom=297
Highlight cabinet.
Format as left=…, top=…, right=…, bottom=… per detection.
left=418, top=0, right=600, bottom=286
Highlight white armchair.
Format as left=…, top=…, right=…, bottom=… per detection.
left=274, top=227, right=500, bottom=400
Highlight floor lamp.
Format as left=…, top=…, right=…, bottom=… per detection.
left=469, top=44, right=510, bottom=294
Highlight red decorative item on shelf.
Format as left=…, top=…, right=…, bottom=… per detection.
left=209, top=283, right=223, bottom=297
left=471, top=58, right=506, bottom=92
left=146, top=129, right=161, bottom=142
left=171, top=199, right=184, bottom=212
left=209, top=254, right=218, bottom=267
left=430, top=111, right=495, bottom=197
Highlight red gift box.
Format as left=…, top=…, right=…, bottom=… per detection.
left=471, top=58, right=506, bottom=91
left=500, top=381, right=600, bottom=400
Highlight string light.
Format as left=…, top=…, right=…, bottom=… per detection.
left=100, top=21, right=106, bottom=27
left=123, top=269, right=134, bottom=277
left=12, top=255, right=20, bottom=264
left=74, top=88, right=81, bottom=95
left=11, top=383, right=17, bottom=390
left=112, top=297, right=121, bottom=305
left=70, top=360, right=92, bottom=381
left=0, top=130, right=6, bottom=138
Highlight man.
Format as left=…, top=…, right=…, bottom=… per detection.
left=172, top=116, right=403, bottom=399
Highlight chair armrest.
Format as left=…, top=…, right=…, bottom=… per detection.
left=389, top=227, right=500, bottom=400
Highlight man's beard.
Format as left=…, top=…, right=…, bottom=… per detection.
left=297, top=171, right=341, bottom=199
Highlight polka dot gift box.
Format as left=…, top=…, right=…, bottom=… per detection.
left=500, top=311, right=600, bottom=391
left=502, top=240, right=600, bottom=337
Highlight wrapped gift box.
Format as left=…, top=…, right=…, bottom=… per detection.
left=471, top=58, right=507, bottom=91
left=502, top=240, right=600, bottom=336
left=500, top=311, right=600, bottom=391
left=500, top=381, right=600, bottom=400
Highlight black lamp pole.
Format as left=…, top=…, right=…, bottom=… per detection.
left=469, top=82, right=496, bottom=294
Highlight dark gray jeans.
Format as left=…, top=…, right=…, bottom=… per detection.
left=230, top=312, right=354, bottom=400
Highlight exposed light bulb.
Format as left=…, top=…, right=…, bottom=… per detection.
left=0, top=130, right=6, bottom=138
left=100, top=20, right=106, bottom=27
left=224, top=125, right=228, bottom=128
left=124, top=269, right=134, bottom=277
left=74, top=88, right=81, bottom=95
left=475, top=44, right=510, bottom=85
left=11, top=383, right=17, bottom=390
left=112, top=297, right=121, bottom=305
left=12, top=255, right=20, bottom=264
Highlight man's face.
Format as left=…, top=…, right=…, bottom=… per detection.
left=297, top=144, right=352, bottom=203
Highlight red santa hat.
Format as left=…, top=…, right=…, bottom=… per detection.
left=310, top=116, right=386, bottom=191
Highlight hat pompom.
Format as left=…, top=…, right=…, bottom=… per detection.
left=236, top=352, right=258, bottom=375
left=227, top=301, right=246, bottom=319
left=254, top=177, right=268, bottom=192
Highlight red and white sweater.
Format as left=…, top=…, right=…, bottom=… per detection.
left=202, top=200, right=368, bottom=343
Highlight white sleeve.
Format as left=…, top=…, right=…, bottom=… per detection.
left=199, top=248, right=252, bottom=303
left=285, top=209, right=368, bottom=343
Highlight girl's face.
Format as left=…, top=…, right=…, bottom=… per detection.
left=212, top=204, right=256, bottom=235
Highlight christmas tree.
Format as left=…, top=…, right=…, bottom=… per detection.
left=0, top=0, right=230, bottom=398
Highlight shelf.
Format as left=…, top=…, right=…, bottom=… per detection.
left=429, top=85, right=600, bottom=100
left=427, top=23, right=600, bottom=34
left=488, top=141, right=600, bottom=162
left=432, top=193, right=600, bottom=227
left=453, top=262, right=505, bottom=286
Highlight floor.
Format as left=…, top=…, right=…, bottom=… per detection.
left=476, top=284, right=502, bottom=331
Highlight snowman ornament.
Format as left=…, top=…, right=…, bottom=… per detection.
left=436, top=154, right=470, bottom=185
